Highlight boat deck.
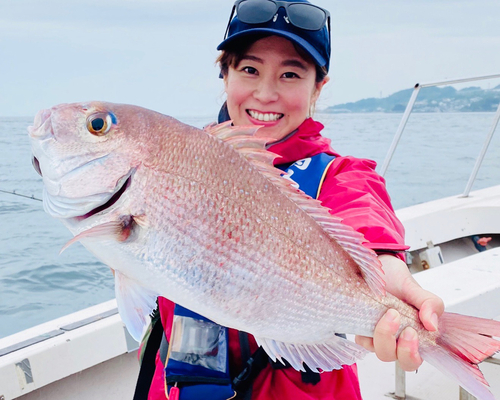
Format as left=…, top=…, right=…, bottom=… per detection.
left=358, top=351, right=500, bottom=400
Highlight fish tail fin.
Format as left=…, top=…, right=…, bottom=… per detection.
left=420, top=312, right=500, bottom=400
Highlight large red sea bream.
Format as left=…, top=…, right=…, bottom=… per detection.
left=29, top=101, right=500, bottom=399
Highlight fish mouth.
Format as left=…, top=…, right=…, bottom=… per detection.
left=76, top=173, right=133, bottom=221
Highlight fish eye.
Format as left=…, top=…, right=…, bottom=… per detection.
left=86, top=113, right=113, bottom=136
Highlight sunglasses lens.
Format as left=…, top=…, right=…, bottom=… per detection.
left=237, top=0, right=277, bottom=24
left=287, top=4, right=326, bottom=30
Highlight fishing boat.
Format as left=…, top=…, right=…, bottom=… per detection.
left=1, top=74, right=499, bottom=400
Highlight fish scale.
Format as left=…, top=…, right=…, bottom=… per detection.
left=30, top=101, right=500, bottom=399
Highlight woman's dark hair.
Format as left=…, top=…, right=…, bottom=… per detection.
left=216, top=35, right=328, bottom=83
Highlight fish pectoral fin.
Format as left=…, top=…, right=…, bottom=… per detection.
left=60, top=218, right=133, bottom=254
left=114, top=270, right=158, bottom=342
left=132, top=214, right=149, bottom=228
left=255, top=335, right=368, bottom=372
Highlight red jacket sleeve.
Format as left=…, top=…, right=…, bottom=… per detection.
left=318, top=156, right=408, bottom=260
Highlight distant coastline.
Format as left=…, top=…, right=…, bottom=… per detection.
left=324, top=85, right=500, bottom=113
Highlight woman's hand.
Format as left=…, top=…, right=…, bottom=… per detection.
left=355, top=255, right=445, bottom=371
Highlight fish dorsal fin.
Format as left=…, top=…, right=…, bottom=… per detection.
left=205, top=122, right=386, bottom=298
left=255, top=335, right=368, bottom=372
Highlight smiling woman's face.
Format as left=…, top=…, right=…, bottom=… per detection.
left=224, top=35, right=328, bottom=142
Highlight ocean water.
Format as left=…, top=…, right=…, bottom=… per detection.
left=1, top=112, right=499, bottom=338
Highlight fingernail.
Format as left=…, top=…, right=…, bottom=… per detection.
left=430, top=313, right=439, bottom=331
left=401, top=328, right=417, bottom=342
left=385, top=309, right=399, bottom=322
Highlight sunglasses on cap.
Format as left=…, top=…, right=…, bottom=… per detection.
left=224, top=0, right=331, bottom=40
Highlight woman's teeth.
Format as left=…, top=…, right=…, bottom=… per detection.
left=247, top=110, right=283, bottom=122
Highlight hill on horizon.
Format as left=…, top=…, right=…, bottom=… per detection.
left=325, top=84, right=500, bottom=113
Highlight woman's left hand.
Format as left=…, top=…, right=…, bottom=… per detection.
left=354, top=255, right=445, bottom=371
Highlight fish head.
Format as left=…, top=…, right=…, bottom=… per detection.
left=29, top=101, right=149, bottom=220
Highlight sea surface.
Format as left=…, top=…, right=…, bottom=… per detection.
left=1, top=112, right=499, bottom=338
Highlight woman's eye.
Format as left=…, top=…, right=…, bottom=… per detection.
left=242, top=66, right=258, bottom=75
left=283, top=72, right=299, bottom=79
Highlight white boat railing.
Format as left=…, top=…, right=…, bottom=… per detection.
left=379, top=73, right=500, bottom=197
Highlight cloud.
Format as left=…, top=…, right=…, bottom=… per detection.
left=1, top=0, right=500, bottom=117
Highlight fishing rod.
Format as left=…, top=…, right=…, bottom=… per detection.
left=0, top=188, right=42, bottom=202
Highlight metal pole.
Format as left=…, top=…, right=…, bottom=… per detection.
left=418, top=73, right=500, bottom=88
left=379, top=85, right=421, bottom=177
left=461, top=100, right=500, bottom=197
left=459, top=386, right=477, bottom=400
left=394, top=361, right=406, bottom=399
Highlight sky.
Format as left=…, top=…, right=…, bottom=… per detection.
left=1, top=0, right=500, bottom=119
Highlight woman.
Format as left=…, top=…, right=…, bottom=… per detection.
left=137, top=1, right=444, bottom=399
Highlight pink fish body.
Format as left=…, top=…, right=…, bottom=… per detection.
left=30, top=102, right=500, bottom=399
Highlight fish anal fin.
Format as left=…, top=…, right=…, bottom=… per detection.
left=114, top=270, right=158, bottom=342
left=255, top=335, right=368, bottom=373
